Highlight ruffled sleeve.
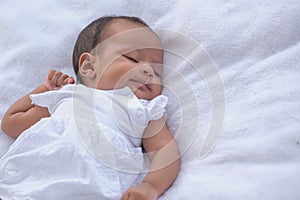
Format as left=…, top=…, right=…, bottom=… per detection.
left=30, top=84, right=74, bottom=114
left=143, top=95, right=168, bottom=121
left=119, top=94, right=168, bottom=146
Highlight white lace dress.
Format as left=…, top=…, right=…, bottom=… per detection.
left=0, top=84, right=168, bottom=200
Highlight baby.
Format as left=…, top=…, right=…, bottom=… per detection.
left=0, top=16, right=180, bottom=200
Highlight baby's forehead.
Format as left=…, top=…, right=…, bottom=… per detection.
left=102, top=19, right=146, bottom=37
left=101, top=19, right=162, bottom=49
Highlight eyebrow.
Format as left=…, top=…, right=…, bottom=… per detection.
left=116, top=44, right=139, bottom=54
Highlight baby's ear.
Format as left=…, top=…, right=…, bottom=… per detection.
left=78, top=53, right=96, bottom=79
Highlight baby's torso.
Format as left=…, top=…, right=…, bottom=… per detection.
left=30, top=84, right=168, bottom=147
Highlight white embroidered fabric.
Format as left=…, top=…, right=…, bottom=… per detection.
left=0, top=84, right=168, bottom=199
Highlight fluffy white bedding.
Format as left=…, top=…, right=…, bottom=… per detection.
left=1, top=0, right=300, bottom=199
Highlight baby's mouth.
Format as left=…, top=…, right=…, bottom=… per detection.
left=130, top=79, right=151, bottom=91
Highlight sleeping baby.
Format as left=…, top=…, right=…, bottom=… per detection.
left=0, top=16, right=181, bottom=200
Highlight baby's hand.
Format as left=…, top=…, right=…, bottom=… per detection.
left=121, top=182, right=158, bottom=200
left=44, top=69, right=74, bottom=90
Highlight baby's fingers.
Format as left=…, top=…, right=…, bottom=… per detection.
left=57, top=73, right=69, bottom=86
left=46, top=69, right=56, bottom=81
left=44, top=70, right=58, bottom=90
left=55, top=72, right=74, bottom=88
left=63, top=77, right=75, bottom=85
left=44, top=69, right=73, bottom=90
left=51, top=71, right=63, bottom=87
left=60, top=76, right=74, bottom=86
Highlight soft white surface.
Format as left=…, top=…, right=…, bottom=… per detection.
left=0, top=0, right=300, bottom=199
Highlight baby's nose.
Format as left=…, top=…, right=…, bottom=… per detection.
left=140, top=65, right=154, bottom=78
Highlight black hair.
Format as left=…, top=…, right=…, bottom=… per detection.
left=72, top=16, right=149, bottom=75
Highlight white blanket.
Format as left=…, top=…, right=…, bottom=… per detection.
left=0, top=0, right=299, bottom=199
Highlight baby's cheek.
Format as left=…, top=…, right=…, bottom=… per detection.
left=152, top=84, right=163, bottom=95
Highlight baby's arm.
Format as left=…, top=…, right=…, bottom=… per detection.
left=121, top=118, right=181, bottom=200
left=1, top=70, right=74, bottom=138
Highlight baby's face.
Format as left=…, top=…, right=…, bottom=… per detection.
left=93, top=19, right=163, bottom=100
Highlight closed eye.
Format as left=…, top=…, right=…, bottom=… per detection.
left=123, top=55, right=138, bottom=63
